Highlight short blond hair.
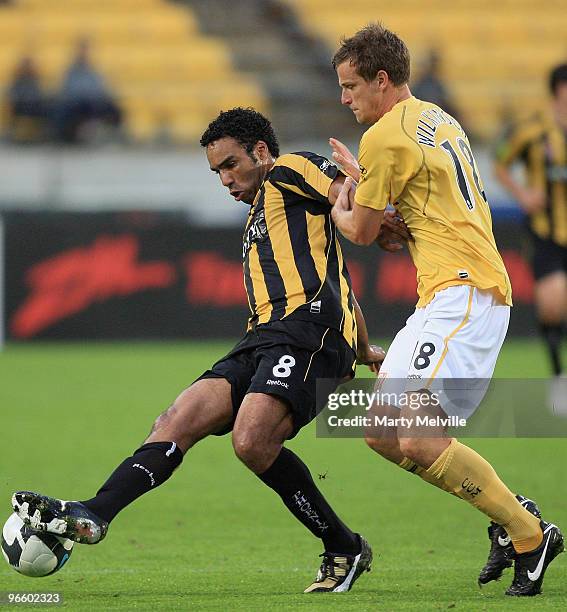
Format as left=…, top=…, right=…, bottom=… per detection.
left=332, top=23, right=410, bottom=85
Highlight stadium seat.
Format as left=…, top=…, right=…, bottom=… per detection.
left=282, top=0, right=567, bottom=140
left=0, top=0, right=268, bottom=143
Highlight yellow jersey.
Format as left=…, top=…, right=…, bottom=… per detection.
left=356, top=96, right=512, bottom=307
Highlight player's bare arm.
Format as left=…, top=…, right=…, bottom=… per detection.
left=494, top=162, right=546, bottom=214
left=327, top=173, right=346, bottom=204
left=331, top=177, right=384, bottom=245
left=329, top=139, right=410, bottom=251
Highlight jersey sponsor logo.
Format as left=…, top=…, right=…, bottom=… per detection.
left=310, top=300, right=321, bottom=313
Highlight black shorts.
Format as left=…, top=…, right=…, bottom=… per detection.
left=532, top=234, right=567, bottom=281
left=195, top=320, right=356, bottom=438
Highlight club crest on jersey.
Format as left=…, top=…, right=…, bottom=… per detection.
left=242, top=209, right=268, bottom=258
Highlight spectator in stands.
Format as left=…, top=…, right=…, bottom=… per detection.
left=413, top=48, right=465, bottom=131
left=52, top=38, right=122, bottom=143
left=5, top=55, right=49, bottom=143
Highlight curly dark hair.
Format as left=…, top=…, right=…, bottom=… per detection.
left=332, top=23, right=410, bottom=85
left=200, top=107, right=280, bottom=158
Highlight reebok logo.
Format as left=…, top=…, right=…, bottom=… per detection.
left=266, top=379, right=289, bottom=389
left=133, top=463, right=156, bottom=487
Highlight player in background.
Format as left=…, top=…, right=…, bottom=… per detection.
left=494, top=63, right=567, bottom=412
left=329, top=23, right=564, bottom=596
left=11, top=108, right=409, bottom=593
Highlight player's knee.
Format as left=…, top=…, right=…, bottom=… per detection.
left=364, top=435, right=398, bottom=459
left=398, top=437, right=425, bottom=464
left=148, top=400, right=203, bottom=450
left=365, top=435, right=387, bottom=454
left=232, top=431, right=271, bottom=473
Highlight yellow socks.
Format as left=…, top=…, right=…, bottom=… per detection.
left=425, top=439, right=542, bottom=553
left=399, top=457, right=457, bottom=495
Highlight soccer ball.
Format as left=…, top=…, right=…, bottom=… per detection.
left=1, top=513, right=73, bottom=577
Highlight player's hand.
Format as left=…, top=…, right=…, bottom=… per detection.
left=357, top=344, right=386, bottom=374
left=518, top=188, right=546, bottom=214
left=329, top=138, right=361, bottom=183
left=334, top=176, right=355, bottom=213
left=377, top=210, right=412, bottom=252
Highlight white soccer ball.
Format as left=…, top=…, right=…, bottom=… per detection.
left=1, top=513, right=73, bottom=577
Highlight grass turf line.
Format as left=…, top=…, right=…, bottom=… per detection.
left=0, top=339, right=566, bottom=610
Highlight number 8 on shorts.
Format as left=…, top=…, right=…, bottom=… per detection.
left=272, top=355, right=296, bottom=378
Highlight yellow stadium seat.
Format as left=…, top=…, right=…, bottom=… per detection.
left=282, top=0, right=567, bottom=141
left=0, top=0, right=268, bottom=142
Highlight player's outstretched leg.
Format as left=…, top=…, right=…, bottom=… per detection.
left=402, top=433, right=564, bottom=595
left=12, top=492, right=108, bottom=544
left=12, top=379, right=233, bottom=544
left=478, top=495, right=541, bottom=585
left=11, top=440, right=183, bottom=544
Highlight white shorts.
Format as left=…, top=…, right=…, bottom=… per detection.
left=379, top=285, right=510, bottom=418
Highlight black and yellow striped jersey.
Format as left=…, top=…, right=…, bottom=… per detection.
left=496, top=113, right=567, bottom=246
left=242, top=151, right=357, bottom=352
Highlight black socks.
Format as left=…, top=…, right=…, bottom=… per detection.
left=80, top=442, right=358, bottom=555
left=540, top=323, right=563, bottom=376
left=81, top=442, right=183, bottom=523
left=257, top=447, right=359, bottom=554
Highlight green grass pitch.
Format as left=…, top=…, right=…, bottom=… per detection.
left=1, top=339, right=566, bottom=611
